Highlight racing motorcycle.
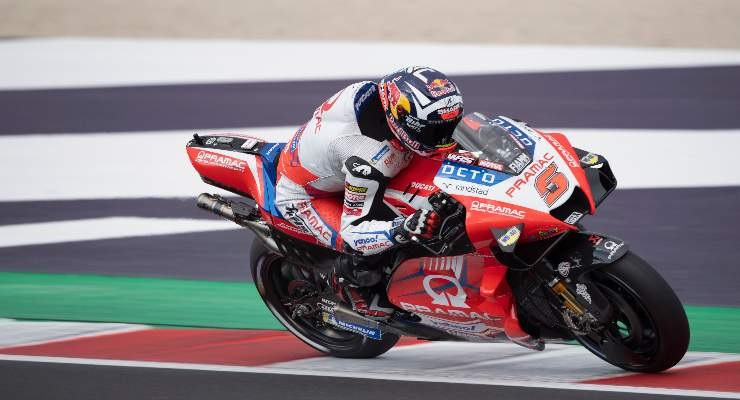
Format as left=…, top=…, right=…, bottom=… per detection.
left=185, top=112, right=689, bottom=373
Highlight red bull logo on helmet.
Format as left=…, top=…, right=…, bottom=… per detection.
left=427, top=78, right=455, bottom=97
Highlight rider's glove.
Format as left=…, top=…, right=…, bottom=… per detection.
left=392, top=209, right=441, bottom=243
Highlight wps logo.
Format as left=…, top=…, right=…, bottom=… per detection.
left=423, top=275, right=469, bottom=308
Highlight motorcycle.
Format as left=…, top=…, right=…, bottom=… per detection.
left=185, top=112, right=689, bottom=372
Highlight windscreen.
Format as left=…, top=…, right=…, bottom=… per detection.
left=451, top=112, right=533, bottom=175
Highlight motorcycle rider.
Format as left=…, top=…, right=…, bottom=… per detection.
left=275, top=66, right=463, bottom=316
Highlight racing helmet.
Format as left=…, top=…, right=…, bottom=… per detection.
left=379, top=66, right=463, bottom=157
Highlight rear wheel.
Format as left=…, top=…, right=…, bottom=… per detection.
left=575, top=251, right=690, bottom=372
left=250, top=241, right=399, bottom=358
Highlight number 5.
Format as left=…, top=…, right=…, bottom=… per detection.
left=535, top=162, right=569, bottom=206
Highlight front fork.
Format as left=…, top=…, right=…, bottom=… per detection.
left=534, top=231, right=631, bottom=331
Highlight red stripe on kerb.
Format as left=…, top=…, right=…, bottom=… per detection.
left=582, top=361, right=740, bottom=393
left=1, top=328, right=426, bottom=366
left=1, top=328, right=323, bottom=366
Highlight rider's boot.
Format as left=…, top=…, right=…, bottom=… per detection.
left=343, top=287, right=393, bottom=320
left=330, top=254, right=392, bottom=319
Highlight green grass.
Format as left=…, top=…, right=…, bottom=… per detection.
left=0, top=271, right=738, bottom=353
left=0, top=271, right=282, bottom=330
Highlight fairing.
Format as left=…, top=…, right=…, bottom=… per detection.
left=186, top=112, right=619, bottom=342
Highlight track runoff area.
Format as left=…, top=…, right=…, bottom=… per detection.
left=1, top=38, right=740, bottom=399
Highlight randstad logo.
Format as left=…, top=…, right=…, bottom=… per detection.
left=438, top=163, right=496, bottom=186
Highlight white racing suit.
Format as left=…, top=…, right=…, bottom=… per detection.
left=275, top=81, right=412, bottom=255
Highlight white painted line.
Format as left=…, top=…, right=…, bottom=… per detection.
left=1, top=127, right=738, bottom=201
left=0, top=217, right=240, bottom=248
left=0, top=126, right=292, bottom=201
left=0, top=354, right=736, bottom=398
left=554, top=128, right=740, bottom=189
left=436, top=345, right=584, bottom=371
left=2, top=39, right=740, bottom=90
left=582, top=352, right=740, bottom=382
left=0, top=321, right=150, bottom=350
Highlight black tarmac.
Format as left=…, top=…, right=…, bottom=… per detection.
left=0, top=361, right=714, bottom=400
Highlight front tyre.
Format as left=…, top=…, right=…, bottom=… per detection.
left=577, top=251, right=690, bottom=372
left=250, top=241, right=399, bottom=358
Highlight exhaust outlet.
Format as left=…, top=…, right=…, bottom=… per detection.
left=196, top=193, right=282, bottom=254
left=197, top=193, right=235, bottom=221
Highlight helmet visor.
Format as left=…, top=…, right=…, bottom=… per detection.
left=415, top=119, right=460, bottom=149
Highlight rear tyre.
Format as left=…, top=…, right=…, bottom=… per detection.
left=250, top=241, right=399, bottom=358
left=576, top=251, right=690, bottom=372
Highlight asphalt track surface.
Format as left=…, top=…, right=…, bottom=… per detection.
left=1, top=66, right=739, bottom=135
left=0, top=361, right=713, bottom=400
left=1, top=186, right=738, bottom=306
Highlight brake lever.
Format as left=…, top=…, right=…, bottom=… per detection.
left=412, top=191, right=467, bottom=256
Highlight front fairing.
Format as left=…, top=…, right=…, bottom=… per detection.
left=385, top=112, right=617, bottom=255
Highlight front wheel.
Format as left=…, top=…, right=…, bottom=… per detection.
left=576, top=251, right=690, bottom=372
left=250, top=241, right=400, bottom=358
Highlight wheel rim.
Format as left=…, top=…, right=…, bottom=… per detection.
left=576, top=271, right=659, bottom=369
left=258, top=255, right=364, bottom=352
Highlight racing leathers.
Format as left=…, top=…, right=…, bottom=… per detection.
left=275, top=81, right=424, bottom=258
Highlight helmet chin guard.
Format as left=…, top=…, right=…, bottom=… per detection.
left=379, top=66, right=463, bottom=157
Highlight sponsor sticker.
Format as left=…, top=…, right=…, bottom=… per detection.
left=353, top=236, right=379, bottom=246
left=423, top=275, right=469, bottom=308
left=399, top=302, right=497, bottom=321
left=345, top=192, right=366, bottom=202
left=410, top=182, right=436, bottom=192
left=446, top=152, right=476, bottom=165
left=344, top=200, right=364, bottom=209
left=564, top=211, right=584, bottom=225
left=426, top=78, right=455, bottom=97
left=477, top=159, right=504, bottom=171
left=353, top=82, right=377, bottom=113
left=438, top=163, right=497, bottom=186
left=545, top=135, right=579, bottom=168
left=261, top=142, right=281, bottom=157
left=604, top=240, right=625, bottom=260
left=438, top=104, right=462, bottom=121
left=497, top=226, right=521, bottom=247
left=356, top=241, right=392, bottom=252
left=581, top=153, right=600, bottom=166
left=438, top=180, right=490, bottom=196
left=241, top=138, right=259, bottom=150
left=323, top=313, right=382, bottom=340
left=508, top=153, right=532, bottom=174
left=195, top=151, right=247, bottom=172
left=370, top=145, right=390, bottom=164
left=470, top=201, right=525, bottom=219
left=343, top=206, right=362, bottom=216
left=345, top=183, right=368, bottom=193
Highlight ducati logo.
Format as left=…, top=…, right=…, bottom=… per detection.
left=422, top=275, right=469, bottom=308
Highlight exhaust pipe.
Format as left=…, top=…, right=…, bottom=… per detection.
left=196, top=193, right=281, bottom=254
left=197, top=193, right=236, bottom=221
